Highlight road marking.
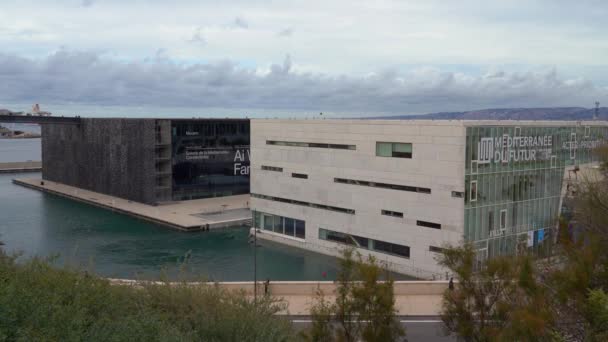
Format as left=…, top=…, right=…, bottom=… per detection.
left=291, top=320, right=442, bottom=323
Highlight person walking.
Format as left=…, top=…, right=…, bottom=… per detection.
left=264, top=278, right=270, bottom=295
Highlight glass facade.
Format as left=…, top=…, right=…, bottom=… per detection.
left=464, top=124, right=608, bottom=259
left=171, top=120, right=250, bottom=200
left=253, top=211, right=306, bottom=239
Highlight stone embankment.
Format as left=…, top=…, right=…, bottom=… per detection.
left=0, top=161, right=42, bottom=173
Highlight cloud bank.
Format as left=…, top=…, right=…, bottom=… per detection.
left=0, top=50, right=605, bottom=115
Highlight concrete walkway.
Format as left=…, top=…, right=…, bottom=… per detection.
left=0, top=161, right=41, bottom=173
left=13, top=178, right=251, bottom=231
left=109, top=279, right=447, bottom=316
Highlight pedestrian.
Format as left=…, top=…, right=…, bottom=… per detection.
left=449, top=277, right=454, bottom=290
left=264, top=278, right=270, bottom=295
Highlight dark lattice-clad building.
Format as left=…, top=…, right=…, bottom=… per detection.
left=42, top=118, right=250, bottom=205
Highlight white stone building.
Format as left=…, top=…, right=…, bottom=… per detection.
left=250, top=119, right=608, bottom=279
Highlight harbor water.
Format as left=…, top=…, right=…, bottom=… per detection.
left=0, top=171, right=345, bottom=280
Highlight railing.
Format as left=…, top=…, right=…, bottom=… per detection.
left=0, top=114, right=81, bottom=125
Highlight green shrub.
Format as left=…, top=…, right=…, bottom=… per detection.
left=0, top=251, right=294, bottom=341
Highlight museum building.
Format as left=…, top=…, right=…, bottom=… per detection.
left=42, top=118, right=250, bottom=205
left=249, top=119, right=608, bottom=278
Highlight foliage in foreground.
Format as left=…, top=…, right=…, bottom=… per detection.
left=0, top=252, right=294, bottom=341
left=438, top=244, right=555, bottom=342
left=438, top=146, right=608, bottom=341
left=305, top=249, right=405, bottom=342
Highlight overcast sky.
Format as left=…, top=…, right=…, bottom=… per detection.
left=0, top=0, right=607, bottom=115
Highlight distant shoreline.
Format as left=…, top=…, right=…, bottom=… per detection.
left=0, top=136, right=42, bottom=140
left=0, top=124, right=41, bottom=139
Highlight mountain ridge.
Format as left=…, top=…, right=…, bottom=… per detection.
left=369, top=107, right=608, bottom=121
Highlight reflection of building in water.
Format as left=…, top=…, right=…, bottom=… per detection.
left=250, top=120, right=608, bottom=278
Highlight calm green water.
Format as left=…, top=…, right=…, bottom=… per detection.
left=0, top=172, right=346, bottom=281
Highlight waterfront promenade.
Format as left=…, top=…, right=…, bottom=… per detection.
left=13, top=178, right=251, bottom=231
left=110, top=279, right=447, bottom=316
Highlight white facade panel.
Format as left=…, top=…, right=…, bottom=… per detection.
left=250, top=119, right=467, bottom=278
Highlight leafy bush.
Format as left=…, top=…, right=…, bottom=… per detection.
left=305, top=249, right=405, bottom=342
left=0, top=252, right=294, bottom=341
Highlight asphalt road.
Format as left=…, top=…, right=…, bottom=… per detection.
left=289, top=315, right=455, bottom=341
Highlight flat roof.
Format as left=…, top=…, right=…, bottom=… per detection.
left=251, top=118, right=608, bottom=127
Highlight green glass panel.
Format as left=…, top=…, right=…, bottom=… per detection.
left=393, top=143, right=412, bottom=153
left=376, top=142, right=392, bottom=157
left=263, top=214, right=273, bottom=231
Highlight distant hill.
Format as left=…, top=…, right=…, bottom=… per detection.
left=370, top=107, right=608, bottom=121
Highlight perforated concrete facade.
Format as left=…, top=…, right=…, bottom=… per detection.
left=42, top=118, right=158, bottom=204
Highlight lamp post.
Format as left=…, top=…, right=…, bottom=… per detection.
left=252, top=210, right=257, bottom=306
left=254, top=221, right=257, bottom=305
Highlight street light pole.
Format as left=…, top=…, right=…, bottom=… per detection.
left=253, top=210, right=257, bottom=306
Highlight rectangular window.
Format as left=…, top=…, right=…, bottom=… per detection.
left=550, top=156, right=557, bottom=168
left=376, top=142, right=412, bottom=158
left=470, top=180, right=477, bottom=202
left=417, top=220, right=442, bottom=229
left=429, top=246, right=444, bottom=253
left=334, top=178, right=431, bottom=194
left=324, top=229, right=352, bottom=245
left=319, top=228, right=410, bottom=258
left=273, top=215, right=283, bottom=234
left=515, top=127, right=521, bottom=137
left=391, top=244, right=410, bottom=258
left=585, top=126, right=591, bottom=137
left=267, top=140, right=355, bottom=150
left=352, top=235, right=369, bottom=249
left=381, top=210, right=404, bottom=218
left=251, top=193, right=355, bottom=214
left=261, top=165, right=283, bottom=172
left=284, top=218, right=295, bottom=236
left=295, top=220, right=306, bottom=239
left=374, top=240, right=410, bottom=258
left=274, top=216, right=285, bottom=234
left=263, top=214, right=274, bottom=231
left=500, top=209, right=507, bottom=229
left=292, top=173, right=308, bottom=179
left=451, top=191, right=464, bottom=198
left=570, top=133, right=577, bottom=159
left=254, top=211, right=305, bottom=239
left=471, top=160, right=478, bottom=174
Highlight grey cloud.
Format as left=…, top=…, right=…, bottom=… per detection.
left=270, top=55, right=291, bottom=75
left=188, top=27, right=206, bottom=45
left=277, top=27, right=294, bottom=37
left=0, top=50, right=605, bottom=115
left=81, top=0, right=95, bottom=7
left=154, top=48, right=169, bottom=61
left=233, top=17, right=249, bottom=29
